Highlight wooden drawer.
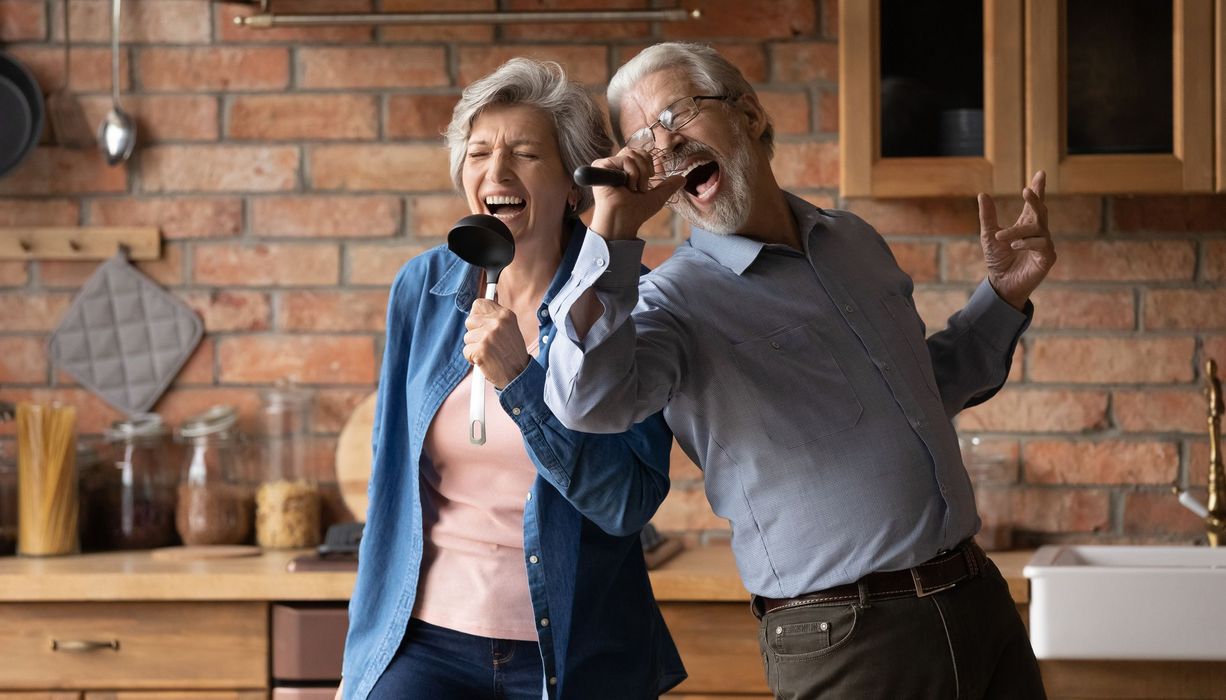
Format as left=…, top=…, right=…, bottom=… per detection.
left=0, top=603, right=268, bottom=690
left=661, top=602, right=769, bottom=695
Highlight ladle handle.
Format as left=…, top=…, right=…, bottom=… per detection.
left=573, top=166, right=628, bottom=188
left=469, top=281, right=498, bottom=445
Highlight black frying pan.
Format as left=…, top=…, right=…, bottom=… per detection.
left=0, top=52, right=44, bottom=179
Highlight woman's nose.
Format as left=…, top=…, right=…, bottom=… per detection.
left=488, top=151, right=513, bottom=182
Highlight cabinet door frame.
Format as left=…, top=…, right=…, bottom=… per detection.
left=1217, top=0, right=1224, bottom=192
left=1026, top=0, right=1215, bottom=193
left=840, top=0, right=1025, bottom=197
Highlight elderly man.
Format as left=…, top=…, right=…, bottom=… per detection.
left=544, top=42, right=1054, bottom=699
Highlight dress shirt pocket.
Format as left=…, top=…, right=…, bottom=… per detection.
left=730, top=322, right=862, bottom=448
left=880, top=293, right=941, bottom=399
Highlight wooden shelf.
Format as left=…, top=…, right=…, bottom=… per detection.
left=0, top=227, right=160, bottom=261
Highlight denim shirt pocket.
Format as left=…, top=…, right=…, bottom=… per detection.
left=729, top=322, right=862, bottom=449
left=880, top=293, right=941, bottom=400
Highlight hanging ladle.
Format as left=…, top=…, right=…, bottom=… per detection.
left=97, top=0, right=135, bottom=166
left=447, top=214, right=516, bottom=445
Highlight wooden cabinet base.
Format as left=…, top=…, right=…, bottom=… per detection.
left=1042, top=660, right=1226, bottom=700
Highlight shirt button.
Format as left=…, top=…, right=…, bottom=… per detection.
left=549, top=677, right=557, bottom=686
left=538, top=308, right=550, bottom=319
left=770, top=341, right=781, bottom=350
left=594, top=258, right=606, bottom=268
left=529, top=554, right=540, bottom=564
left=526, top=492, right=532, bottom=501
left=512, top=406, right=522, bottom=416
left=844, top=304, right=854, bottom=313
left=541, top=335, right=549, bottom=344
left=540, top=618, right=550, bottom=627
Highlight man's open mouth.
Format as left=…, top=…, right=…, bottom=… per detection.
left=681, top=160, right=720, bottom=199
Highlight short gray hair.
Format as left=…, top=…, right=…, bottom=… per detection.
left=607, top=42, right=774, bottom=157
left=446, top=58, right=613, bottom=213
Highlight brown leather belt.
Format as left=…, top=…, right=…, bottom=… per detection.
left=757, top=539, right=986, bottom=616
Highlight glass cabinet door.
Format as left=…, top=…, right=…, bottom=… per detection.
left=1026, top=0, right=1214, bottom=193
left=840, top=0, right=1025, bottom=197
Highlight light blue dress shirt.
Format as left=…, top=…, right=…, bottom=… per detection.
left=545, top=194, right=1030, bottom=598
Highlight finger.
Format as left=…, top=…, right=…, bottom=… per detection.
left=1022, top=186, right=1048, bottom=230
left=994, top=223, right=1047, bottom=242
left=620, top=156, right=648, bottom=193
left=977, top=193, right=999, bottom=236
left=646, top=174, right=686, bottom=208
left=627, top=149, right=655, bottom=192
left=470, top=298, right=499, bottom=315
left=1008, top=236, right=1054, bottom=252
left=1031, top=170, right=1046, bottom=199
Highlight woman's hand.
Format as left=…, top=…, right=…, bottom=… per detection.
left=463, top=299, right=531, bottom=389
left=588, top=146, right=685, bottom=241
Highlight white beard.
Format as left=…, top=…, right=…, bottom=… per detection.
left=666, top=129, right=753, bottom=235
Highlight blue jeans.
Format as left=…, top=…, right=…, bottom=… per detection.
left=368, top=618, right=544, bottom=700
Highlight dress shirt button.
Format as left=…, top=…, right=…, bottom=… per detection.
left=529, top=554, right=540, bottom=564
left=540, top=618, right=550, bottom=627
left=770, top=341, right=781, bottom=350
left=512, top=406, right=522, bottom=416
left=549, top=677, right=557, bottom=686
left=594, top=258, right=606, bottom=268
left=844, top=304, right=854, bottom=313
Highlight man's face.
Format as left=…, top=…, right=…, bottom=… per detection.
left=617, top=68, right=753, bottom=235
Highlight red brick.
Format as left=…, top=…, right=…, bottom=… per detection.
left=502, top=0, right=650, bottom=40
left=0, top=149, right=126, bottom=196
left=379, top=0, right=494, bottom=41
left=174, top=338, right=215, bottom=385
left=756, top=90, right=810, bottom=135
left=179, top=290, right=271, bottom=332
left=821, top=0, right=838, bottom=39
left=387, top=94, right=461, bottom=140
left=992, top=195, right=1103, bottom=235
left=1029, top=288, right=1135, bottom=330
left=38, top=243, right=184, bottom=288
left=298, top=47, right=448, bottom=89
left=78, top=95, right=219, bottom=142
left=7, top=46, right=131, bottom=92
left=1187, top=440, right=1214, bottom=489
left=1113, top=389, right=1203, bottom=433
left=60, top=0, right=210, bottom=42
left=1029, top=337, right=1194, bottom=384
left=818, top=90, right=838, bottom=132
left=884, top=241, right=938, bottom=283
left=193, top=243, right=338, bottom=287
left=614, top=42, right=768, bottom=84
left=947, top=240, right=1196, bottom=283
left=769, top=41, right=837, bottom=83
left=140, top=146, right=299, bottom=193
left=0, top=199, right=79, bottom=226
left=662, top=0, right=817, bottom=39
left=0, top=293, right=72, bottom=331
left=1014, top=487, right=1110, bottom=533
left=773, top=140, right=838, bottom=190
left=638, top=207, right=677, bottom=240
left=280, top=290, right=390, bottom=332
left=217, top=0, right=374, bottom=43
left=1145, top=289, right=1226, bottom=330
left=252, top=196, right=401, bottom=239
left=408, top=196, right=471, bottom=238
left=651, top=485, right=727, bottom=531
left=152, top=387, right=263, bottom=432
left=458, top=45, right=607, bottom=86
left=229, top=95, right=378, bottom=141
left=219, top=336, right=377, bottom=384
left=348, top=243, right=433, bottom=285
left=0, top=263, right=29, bottom=286
left=1201, top=240, right=1226, bottom=281
left=138, top=48, right=290, bottom=92
left=1202, top=336, right=1226, bottom=371
left=91, top=197, right=241, bottom=240
left=0, top=388, right=121, bottom=436
left=912, top=289, right=969, bottom=332
left=642, top=244, right=678, bottom=269
left=0, top=337, right=47, bottom=383
left=1023, top=440, right=1179, bottom=485
left=0, top=0, right=45, bottom=40
left=309, top=145, right=451, bottom=192
left=1122, top=490, right=1207, bottom=537
left=314, top=388, right=377, bottom=433
left=1113, top=195, right=1226, bottom=233
left=957, top=389, right=1109, bottom=433
left=845, top=198, right=979, bottom=236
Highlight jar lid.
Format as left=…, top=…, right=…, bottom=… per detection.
left=105, top=413, right=169, bottom=441
left=179, top=405, right=238, bottom=438
left=261, top=383, right=313, bottom=412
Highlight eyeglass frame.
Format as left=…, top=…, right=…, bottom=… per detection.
left=624, top=95, right=731, bottom=151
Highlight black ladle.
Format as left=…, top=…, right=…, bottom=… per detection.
left=447, top=214, right=516, bottom=445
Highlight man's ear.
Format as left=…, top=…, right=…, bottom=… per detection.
left=735, top=93, right=768, bottom=141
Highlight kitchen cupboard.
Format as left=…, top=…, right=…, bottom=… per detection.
left=840, top=0, right=1220, bottom=197
left=1218, top=0, right=1224, bottom=193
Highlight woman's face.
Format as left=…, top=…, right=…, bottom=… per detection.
left=462, top=104, right=576, bottom=242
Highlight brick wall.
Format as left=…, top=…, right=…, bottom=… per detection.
left=1, top=0, right=1223, bottom=545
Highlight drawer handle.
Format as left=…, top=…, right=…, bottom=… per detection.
left=51, top=639, right=120, bottom=652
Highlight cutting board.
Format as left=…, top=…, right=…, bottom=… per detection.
left=335, top=392, right=377, bottom=522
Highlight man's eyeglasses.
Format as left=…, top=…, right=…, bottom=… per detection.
left=625, top=95, right=730, bottom=151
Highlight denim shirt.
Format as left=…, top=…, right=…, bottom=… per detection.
left=342, top=221, right=686, bottom=700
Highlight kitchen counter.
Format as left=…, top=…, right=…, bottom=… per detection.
left=0, top=542, right=1032, bottom=604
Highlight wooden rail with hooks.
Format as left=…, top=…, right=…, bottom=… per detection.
left=0, top=227, right=160, bottom=261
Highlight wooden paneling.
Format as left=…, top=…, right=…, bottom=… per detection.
left=1041, top=660, right=1226, bottom=699
left=85, top=693, right=267, bottom=700
left=660, top=602, right=769, bottom=696
left=1217, top=0, right=1225, bottom=191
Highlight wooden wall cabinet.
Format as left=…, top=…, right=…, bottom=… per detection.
left=1218, top=0, right=1225, bottom=193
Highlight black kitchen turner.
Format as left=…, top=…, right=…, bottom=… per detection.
left=447, top=214, right=516, bottom=445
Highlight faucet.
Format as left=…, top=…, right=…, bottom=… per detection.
left=1175, top=359, right=1226, bottom=546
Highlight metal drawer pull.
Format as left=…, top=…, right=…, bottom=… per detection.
left=51, top=639, right=120, bottom=652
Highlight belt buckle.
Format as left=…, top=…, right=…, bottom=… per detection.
left=911, top=567, right=957, bottom=598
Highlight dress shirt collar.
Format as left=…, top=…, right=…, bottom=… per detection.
left=687, top=192, right=828, bottom=276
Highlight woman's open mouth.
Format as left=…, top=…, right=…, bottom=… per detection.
left=484, top=195, right=527, bottom=221
left=681, top=160, right=721, bottom=202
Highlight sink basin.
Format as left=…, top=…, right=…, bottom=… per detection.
left=1024, top=545, right=1226, bottom=660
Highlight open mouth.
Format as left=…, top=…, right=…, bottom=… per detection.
left=681, top=160, right=720, bottom=199
left=484, top=195, right=526, bottom=219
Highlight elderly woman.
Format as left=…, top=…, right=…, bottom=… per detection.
left=338, top=59, right=685, bottom=700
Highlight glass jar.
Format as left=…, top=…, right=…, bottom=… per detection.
left=82, top=415, right=179, bottom=551
left=175, top=406, right=253, bottom=546
left=253, top=386, right=321, bottom=549
left=961, top=436, right=1018, bottom=551
left=0, top=456, right=15, bottom=555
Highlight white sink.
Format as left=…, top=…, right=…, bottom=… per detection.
left=1024, top=545, right=1226, bottom=660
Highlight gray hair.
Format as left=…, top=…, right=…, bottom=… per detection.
left=446, top=58, right=613, bottom=214
left=607, top=42, right=774, bottom=157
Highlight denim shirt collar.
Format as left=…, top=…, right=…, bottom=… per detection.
left=429, top=217, right=587, bottom=315
left=687, top=192, right=827, bottom=275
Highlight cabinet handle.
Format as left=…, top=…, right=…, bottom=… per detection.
left=51, top=639, right=120, bottom=652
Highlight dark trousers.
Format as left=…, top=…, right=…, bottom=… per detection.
left=368, top=618, right=544, bottom=700
left=755, top=559, right=1046, bottom=699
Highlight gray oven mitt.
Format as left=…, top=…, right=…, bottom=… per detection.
left=48, top=252, right=203, bottom=415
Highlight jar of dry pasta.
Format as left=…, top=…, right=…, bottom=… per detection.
left=253, top=385, right=320, bottom=549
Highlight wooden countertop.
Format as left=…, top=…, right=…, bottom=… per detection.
left=0, top=544, right=1032, bottom=604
